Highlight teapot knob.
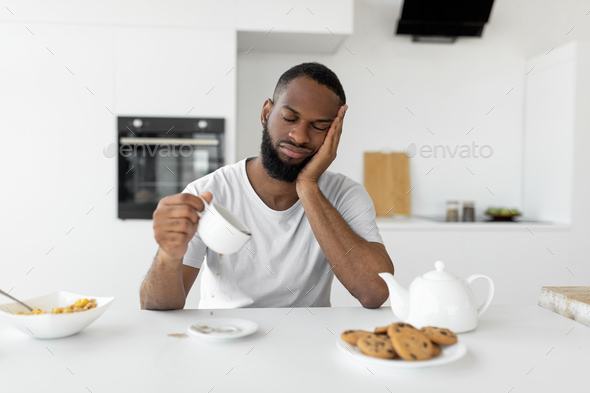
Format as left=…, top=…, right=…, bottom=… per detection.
left=435, top=260, right=446, bottom=271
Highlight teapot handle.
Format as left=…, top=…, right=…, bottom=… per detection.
left=465, top=274, right=495, bottom=317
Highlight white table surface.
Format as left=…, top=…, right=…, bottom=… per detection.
left=1, top=305, right=588, bottom=393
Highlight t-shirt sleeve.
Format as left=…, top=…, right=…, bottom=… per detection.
left=181, top=184, right=207, bottom=269
left=335, top=180, right=384, bottom=245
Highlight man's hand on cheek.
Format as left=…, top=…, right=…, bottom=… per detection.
left=296, top=104, right=348, bottom=194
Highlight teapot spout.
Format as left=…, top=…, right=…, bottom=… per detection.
left=378, top=272, right=410, bottom=320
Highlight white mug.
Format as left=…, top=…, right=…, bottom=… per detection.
left=196, top=196, right=252, bottom=255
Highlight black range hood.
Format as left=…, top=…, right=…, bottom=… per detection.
left=396, top=0, right=495, bottom=43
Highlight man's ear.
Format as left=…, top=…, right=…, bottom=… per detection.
left=261, top=98, right=274, bottom=127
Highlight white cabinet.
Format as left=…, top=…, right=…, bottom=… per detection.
left=236, top=0, right=354, bottom=53
left=523, top=41, right=590, bottom=224
left=0, top=23, right=117, bottom=299
left=114, top=27, right=237, bottom=161
left=0, top=0, right=354, bottom=54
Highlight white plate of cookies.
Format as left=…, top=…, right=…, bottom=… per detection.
left=337, top=323, right=467, bottom=368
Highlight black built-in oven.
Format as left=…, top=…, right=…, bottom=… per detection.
left=117, top=116, right=224, bottom=219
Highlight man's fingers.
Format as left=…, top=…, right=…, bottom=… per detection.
left=339, top=105, right=347, bottom=126
left=199, top=191, right=213, bottom=204
left=154, top=218, right=194, bottom=235
left=317, top=121, right=338, bottom=156
left=335, top=105, right=346, bottom=138
left=160, top=191, right=213, bottom=212
left=155, top=204, right=200, bottom=224
left=152, top=192, right=212, bottom=257
left=155, top=222, right=199, bottom=249
left=166, top=218, right=194, bottom=234
left=339, top=104, right=348, bottom=119
left=334, top=125, right=342, bottom=150
left=336, top=113, right=344, bottom=137
left=325, top=109, right=344, bottom=158
left=326, top=112, right=344, bottom=147
left=331, top=106, right=346, bottom=135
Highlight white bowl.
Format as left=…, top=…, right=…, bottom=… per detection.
left=0, top=291, right=115, bottom=339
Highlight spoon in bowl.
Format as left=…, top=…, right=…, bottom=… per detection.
left=0, top=289, right=34, bottom=312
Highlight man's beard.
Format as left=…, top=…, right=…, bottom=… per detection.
left=260, top=123, right=313, bottom=183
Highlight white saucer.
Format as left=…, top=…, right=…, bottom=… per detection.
left=187, top=318, right=258, bottom=341
left=337, top=338, right=467, bottom=368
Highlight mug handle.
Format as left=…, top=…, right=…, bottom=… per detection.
left=195, top=195, right=210, bottom=218
left=465, top=274, right=495, bottom=317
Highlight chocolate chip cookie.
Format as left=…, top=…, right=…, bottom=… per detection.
left=374, top=324, right=391, bottom=335
left=430, top=342, right=442, bottom=357
left=419, top=326, right=458, bottom=345
left=386, top=322, right=417, bottom=337
left=340, top=330, right=373, bottom=345
left=357, top=333, right=398, bottom=359
left=389, top=326, right=433, bottom=361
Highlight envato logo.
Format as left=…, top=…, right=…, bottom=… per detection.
left=102, top=142, right=195, bottom=158
left=403, top=142, right=493, bottom=159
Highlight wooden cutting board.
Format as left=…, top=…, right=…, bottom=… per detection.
left=364, top=152, right=411, bottom=216
left=538, top=286, right=590, bottom=327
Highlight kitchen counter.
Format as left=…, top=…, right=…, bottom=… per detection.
left=1, top=305, right=587, bottom=393
left=376, top=216, right=571, bottom=232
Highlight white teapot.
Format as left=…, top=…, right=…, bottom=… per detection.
left=378, top=261, right=494, bottom=333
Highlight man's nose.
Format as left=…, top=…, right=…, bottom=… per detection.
left=288, top=122, right=311, bottom=146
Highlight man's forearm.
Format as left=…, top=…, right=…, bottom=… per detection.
left=297, top=182, right=394, bottom=308
left=140, top=249, right=186, bottom=310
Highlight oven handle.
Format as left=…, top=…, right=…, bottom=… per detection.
left=119, top=137, right=219, bottom=146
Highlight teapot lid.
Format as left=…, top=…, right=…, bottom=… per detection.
left=422, top=261, right=458, bottom=281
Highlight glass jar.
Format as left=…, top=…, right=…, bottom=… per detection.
left=462, top=201, right=475, bottom=222
left=446, top=201, right=459, bottom=222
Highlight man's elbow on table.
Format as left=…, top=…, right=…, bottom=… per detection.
left=359, top=290, right=389, bottom=309
left=140, top=300, right=186, bottom=311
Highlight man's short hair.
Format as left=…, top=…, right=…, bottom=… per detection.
left=272, top=62, right=346, bottom=107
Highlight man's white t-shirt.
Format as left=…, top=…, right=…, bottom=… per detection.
left=182, top=157, right=383, bottom=308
